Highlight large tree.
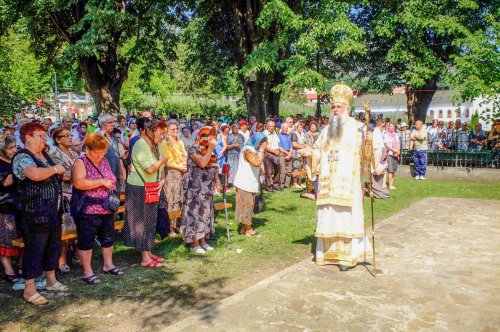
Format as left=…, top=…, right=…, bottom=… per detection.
left=186, top=0, right=365, bottom=121
left=349, top=0, right=499, bottom=125
left=11, top=0, right=186, bottom=114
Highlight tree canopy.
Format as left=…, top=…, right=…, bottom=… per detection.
left=7, top=0, right=187, bottom=114
left=348, top=0, right=499, bottom=125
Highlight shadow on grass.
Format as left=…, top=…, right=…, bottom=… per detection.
left=292, top=235, right=316, bottom=255
left=0, top=231, right=232, bottom=331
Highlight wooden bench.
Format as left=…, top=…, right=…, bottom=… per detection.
left=12, top=221, right=125, bottom=248
left=12, top=203, right=232, bottom=248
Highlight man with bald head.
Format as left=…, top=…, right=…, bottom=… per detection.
left=303, top=84, right=372, bottom=271
left=263, top=120, right=289, bottom=192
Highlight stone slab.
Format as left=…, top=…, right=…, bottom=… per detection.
left=163, top=198, right=500, bottom=332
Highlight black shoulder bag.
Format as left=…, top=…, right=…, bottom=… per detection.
left=86, top=157, right=121, bottom=213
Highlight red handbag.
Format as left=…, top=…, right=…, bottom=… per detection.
left=132, top=161, right=160, bottom=204
left=144, top=181, right=160, bottom=203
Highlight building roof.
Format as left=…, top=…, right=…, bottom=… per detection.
left=352, top=90, right=471, bottom=112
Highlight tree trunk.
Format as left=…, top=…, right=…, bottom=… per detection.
left=268, top=73, right=283, bottom=117
left=405, top=77, right=438, bottom=127
left=78, top=55, right=128, bottom=115
left=244, top=72, right=271, bottom=122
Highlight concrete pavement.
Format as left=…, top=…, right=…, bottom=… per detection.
left=164, top=198, right=500, bottom=332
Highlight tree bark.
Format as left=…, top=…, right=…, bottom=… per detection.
left=78, top=55, right=128, bottom=115
left=405, top=77, right=438, bottom=127
left=244, top=72, right=270, bottom=122
left=268, top=72, right=284, bottom=117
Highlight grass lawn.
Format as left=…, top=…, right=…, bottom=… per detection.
left=0, top=178, right=498, bottom=331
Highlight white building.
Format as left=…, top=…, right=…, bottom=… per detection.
left=351, top=90, right=498, bottom=129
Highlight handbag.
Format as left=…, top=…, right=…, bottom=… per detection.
left=86, top=157, right=121, bottom=212
left=253, top=186, right=266, bottom=214
left=132, top=160, right=160, bottom=204
left=61, top=196, right=76, bottom=230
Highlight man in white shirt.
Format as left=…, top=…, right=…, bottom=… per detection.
left=263, top=120, right=288, bottom=192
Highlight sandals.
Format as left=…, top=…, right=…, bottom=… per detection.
left=46, top=281, right=70, bottom=292
left=2, top=273, right=20, bottom=283
left=103, top=267, right=124, bottom=275
left=246, top=231, right=261, bottom=238
left=141, top=260, right=164, bottom=268
left=82, top=274, right=101, bottom=285
left=24, top=292, right=49, bottom=306
left=59, top=264, right=71, bottom=273
left=150, top=255, right=165, bottom=263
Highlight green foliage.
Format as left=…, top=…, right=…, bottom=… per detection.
left=469, top=110, right=479, bottom=130
left=0, top=25, right=53, bottom=120
left=158, top=95, right=246, bottom=120
left=245, top=0, right=366, bottom=95
left=351, top=0, right=498, bottom=98
left=9, top=0, right=187, bottom=113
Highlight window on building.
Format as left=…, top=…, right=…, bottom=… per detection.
left=438, top=109, right=443, bottom=118
left=455, top=110, right=461, bottom=118
left=465, top=109, right=470, bottom=118
left=429, top=110, right=434, bottom=119
left=447, top=110, right=452, bottom=119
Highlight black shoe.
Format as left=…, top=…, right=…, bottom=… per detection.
left=339, top=265, right=350, bottom=272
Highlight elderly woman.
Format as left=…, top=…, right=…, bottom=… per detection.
left=226, top=123, right=245, bottom=185
left=124, top=120, right=167, bottom=267
left=51, top=127, right=79, bottom=273
left=72, top=133, right=121, bottom=284
left=0, top=135, right=21, bottom=283
left=181, top=126, right=219, bottom=254
left=160, top=121, right=187, bottom=237
left=180, top=126, right=195, bottom=149
left=233, top=133, right=268, bottom=237
left=384, top=123, right=400, bottom=190
left=12, top=122, right=68, bottom=305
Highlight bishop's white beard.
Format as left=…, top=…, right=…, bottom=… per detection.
left=327, top=112, right=347, bottom=142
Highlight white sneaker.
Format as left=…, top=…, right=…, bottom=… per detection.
left=201, top=244, right=214, bottom=251
left=190, top=246, right=206, bottom=255
left=420, top=176, right=426, bottom=180
left=415, top=175, right=421, bottom=180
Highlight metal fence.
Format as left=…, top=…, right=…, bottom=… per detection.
left=401, top=150, right=499, bottom=168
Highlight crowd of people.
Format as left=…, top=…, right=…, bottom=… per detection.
left=0, top=104, right=498, bottom=305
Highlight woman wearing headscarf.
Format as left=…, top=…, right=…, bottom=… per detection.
left=181, top=126, right=219, bottom=254
left=233, top=133, right=268, bottom=237
left=124, top=120, right=168, bottom=267
left=226, top=123, right=245, bottom=186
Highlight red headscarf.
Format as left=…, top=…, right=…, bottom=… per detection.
left=196, top=126, right=217, bottom=168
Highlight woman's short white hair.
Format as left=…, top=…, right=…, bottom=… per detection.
left=98, top=114, right=115, bottom=126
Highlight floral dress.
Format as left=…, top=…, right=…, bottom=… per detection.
left=226, top=133, right=244, bottom=184
left=181, top=145, right=216, bottom=243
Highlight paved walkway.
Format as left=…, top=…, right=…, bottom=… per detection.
left=164, top=198, right=500, bottom=332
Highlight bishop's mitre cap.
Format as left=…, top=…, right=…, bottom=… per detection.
left=330, top=84, right=353, bottom=105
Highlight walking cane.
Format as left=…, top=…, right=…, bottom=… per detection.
left=221, top=172, right=232, bottom=246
